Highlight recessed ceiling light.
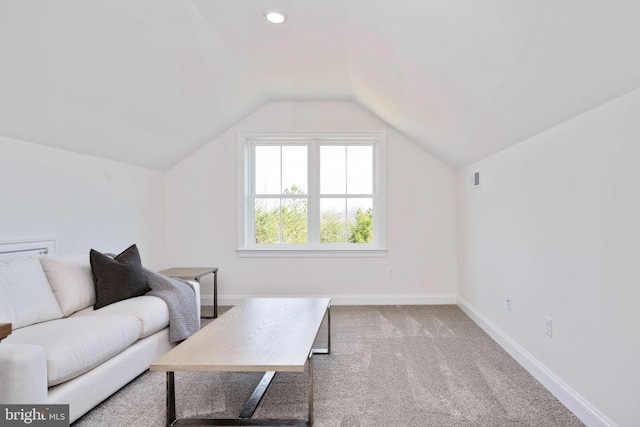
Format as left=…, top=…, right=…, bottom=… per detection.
left=265, top=10, right=287, bottom=24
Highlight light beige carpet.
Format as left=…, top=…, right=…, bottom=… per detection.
left=72, top=305, right=584, bottom=426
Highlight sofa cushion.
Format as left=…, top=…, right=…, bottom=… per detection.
left=0, top=257, right=63, bottom=329
left=90, top=244, right=150, bottom=310
left=3, top=315, right=142, bottom=386
left=39, top=255, right=96, bottom=316
left=71, top=295, right=169, bottom=338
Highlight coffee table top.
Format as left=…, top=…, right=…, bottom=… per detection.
left=150, top=298, right=330, bottom=373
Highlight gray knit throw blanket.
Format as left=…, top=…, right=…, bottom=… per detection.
left=143, top=268, right=200, bottom=343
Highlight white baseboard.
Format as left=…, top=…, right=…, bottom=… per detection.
left=201, top=294, right=457, bottom=307
left=457, top=296, right=616, bottom=427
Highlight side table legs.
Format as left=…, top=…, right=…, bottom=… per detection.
left=199, top=269, right=218, bottom=319
left=159, top=267, right=219, bottom=321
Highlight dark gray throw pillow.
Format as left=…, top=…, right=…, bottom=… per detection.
left=90, top=244, right=150, bottom=309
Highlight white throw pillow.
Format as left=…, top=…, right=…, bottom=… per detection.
left=0, top=257, right=63, bottom=329
left=39, top=255, right=96, bottom=316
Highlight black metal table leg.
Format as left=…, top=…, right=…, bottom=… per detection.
left=167, top=372, right=176, bottom=427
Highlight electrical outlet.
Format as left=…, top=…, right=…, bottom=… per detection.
left=545, top=317, right=553, bottom=337
left=388, top=267, right=395, bottom=277
left=506, top=296, right=512, bottom=311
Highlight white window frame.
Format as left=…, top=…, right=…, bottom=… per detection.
left=237, top=130, right=387, bottom=257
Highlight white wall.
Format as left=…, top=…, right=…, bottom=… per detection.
left=165, top=101, right=458, bottom=304
left=3, top=89, right=633, bottom=425
left=0, top=136, right=166, bottom=268
left=457, top=89, right=640, bottom=427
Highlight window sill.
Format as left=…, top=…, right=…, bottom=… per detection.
left=236, top=248, right=387, bottom=258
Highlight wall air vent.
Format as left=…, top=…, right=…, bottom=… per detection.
left=470, top=170, right=481, bottom=188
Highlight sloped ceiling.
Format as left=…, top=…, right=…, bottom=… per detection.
left=1, top=0, right=640, bottom=171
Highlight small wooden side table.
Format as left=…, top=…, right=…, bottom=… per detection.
left=0, top=323, right=12, bottom=342
left=160, top=267, right=218, bottom=319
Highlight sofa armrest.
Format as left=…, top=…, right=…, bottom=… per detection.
left=0, top=344, right=48, bottom=403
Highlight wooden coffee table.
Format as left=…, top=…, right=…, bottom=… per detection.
left=150, top=298, right=331, bottom=426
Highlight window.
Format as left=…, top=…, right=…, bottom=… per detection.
left=237, top=131, right=386, bottom=257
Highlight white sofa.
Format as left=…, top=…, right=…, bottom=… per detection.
left=0, top=255, right=200, bottom=423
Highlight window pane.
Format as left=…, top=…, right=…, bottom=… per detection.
left=255, top=198, right=280, bottom=243
left=282, top=146, right=307, bottom=194
left=255, top=198, right=308, bottom=244
left=347, top=146, right=373, bottom=194
left=347, top=198, right=373, bottom=243
left=281, top=198, right=307, bottom=243
left=320, top=198, right=346, bottom=243
left=255, top=146, right=280, bottom=195
left=320, top=146, right=346, bottom=194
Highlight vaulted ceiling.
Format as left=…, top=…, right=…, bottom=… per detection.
left=1, top=0, right=640, bottom=171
